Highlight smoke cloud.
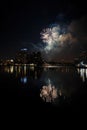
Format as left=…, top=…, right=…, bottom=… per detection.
left=40, top=15, right=87, bottom=61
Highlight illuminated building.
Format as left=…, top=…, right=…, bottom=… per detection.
left=14, top=49, right=44, bottom=66
left=15, top=48, right=29, bottom=64
left=2, top=59, right=14, bottom=65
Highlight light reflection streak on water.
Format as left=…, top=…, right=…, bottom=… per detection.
left=3, top=65, right=28, bottom=84
left=18, top=66, right=21, bottom=73
left=4, top=66, right=14, bottom=74
left=24, top=65, right=27, bottom=75
left=86, top=69, right=87, bottom=79
left=10, top=66, right=14, bottom=73
left=20, top=65, right=28, bottom=84
left=30, top=66, right=34, bottom=71
left=14, top=66, right=21, bottom=77
left=80, top=68, right=85, bottom=82
left=35, top=71, right=37, bottom=79
left=77, top=68, right=87, bottom=82
left=4, top=66, right=9, bottom=73
left=21, top=77, right=27, bottom=84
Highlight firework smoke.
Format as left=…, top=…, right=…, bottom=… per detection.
left=40, top=24, right=77, bottom=53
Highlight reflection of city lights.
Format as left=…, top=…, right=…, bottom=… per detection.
left=86, top=69, right=87, bottom=79
left=30, top=63, right=35, bottom=67
left=4, top=67, right=9, bottom=73
left=18, top=66, right=21, bottom=73
left=77, top=68, right=87, bottom=82
left=40, top=84, right=58, bottom=102
left=77, top=68, right=80, bottom=74
left=30, top=66, right=34, bottom=71
left=35, top=71, right=37, bottom=79
left=21, top=77, right=27, bottom=84
left=30, top=63, right=36, bottom=69
left=4, top=66, right=14, bottom=74
left=10, top=66, right=14, bottom=73
left=24, top=65, right=26, bottom=75
left=80, top=68, right=85, bottom=82
left=15, top=66, right=17, bottom=71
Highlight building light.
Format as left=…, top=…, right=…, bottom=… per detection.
left=10, top=59, right=14, bottom=62
left=21, top=48, right=28, bottom=51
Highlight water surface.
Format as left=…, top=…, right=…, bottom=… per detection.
left=0, top=65, right=87, bottom=110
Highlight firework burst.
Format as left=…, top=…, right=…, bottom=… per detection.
left=41, top=26, right=60, bottom=44
left=40, top=24, right=77, bottom=52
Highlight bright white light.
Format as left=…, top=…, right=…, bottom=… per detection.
left=10, top=66, right=14, bottom=73
left=21, top=48, right=28, bottom=51
left=40, top=24, right=77, bottom=52
left=10, top=59, right=14, bottom=62
left=85, top=69, right=87, bottom=79
left=80, top=68, right=85, bottom=82
left=41, top=26, right=60, bottom=51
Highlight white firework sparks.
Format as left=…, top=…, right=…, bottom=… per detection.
left=40, top=24, right=77, bottom=52
left=40, top=26, right=60, bottom=51
left=41, top=27, right=60, bottom=44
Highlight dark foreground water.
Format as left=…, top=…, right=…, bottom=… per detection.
left=0, top=65, right=87, bottom=113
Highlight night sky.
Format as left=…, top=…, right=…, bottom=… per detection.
left=0, top=0, right=87, bottom=61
